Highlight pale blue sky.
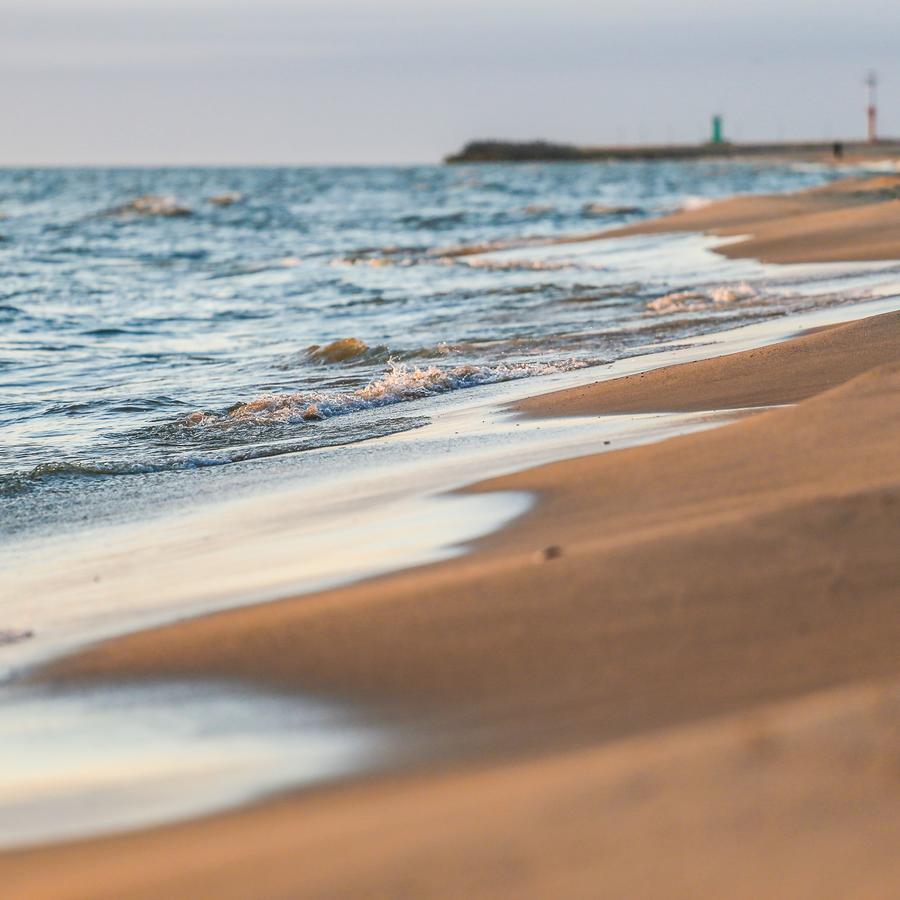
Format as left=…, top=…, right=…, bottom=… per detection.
left=1, top=0, right=898, bottom=163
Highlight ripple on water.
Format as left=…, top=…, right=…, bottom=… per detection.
left=0, top=162, right=876, bottom=536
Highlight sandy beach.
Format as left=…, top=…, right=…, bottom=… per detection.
left=4, top=179, right=900, bottom=898
left=601, top=172, right=900, bottom=263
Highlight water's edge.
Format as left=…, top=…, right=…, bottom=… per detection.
left=1, top=293, right=898, bottom=851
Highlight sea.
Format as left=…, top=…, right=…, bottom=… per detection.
left=3, top=160, right=897, bottom=542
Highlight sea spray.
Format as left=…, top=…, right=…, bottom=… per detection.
left=216, top=358, right=591, bottom=426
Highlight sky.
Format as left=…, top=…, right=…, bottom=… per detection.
left=1, top=0, right=899, bottom=164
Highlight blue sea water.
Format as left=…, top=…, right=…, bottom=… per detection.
left=0, top=161, right=884, bottom=537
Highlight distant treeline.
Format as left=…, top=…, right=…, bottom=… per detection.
left=446, top=139, right=900, bottom=163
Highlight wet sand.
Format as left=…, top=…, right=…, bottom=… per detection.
left=441, top=172, right=900, bottom=263
left=516, top=307, right=900, bottom=416
left=4, top=305, right=899, bottom=898
left=6, top=681, right=899, bottom=899
left=600, top=173, right=900, bottom=263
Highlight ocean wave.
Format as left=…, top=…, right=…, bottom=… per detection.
left=208, top=256, right=302, bottom=279
left=679, top=195, right=715, bottom=211
left=208, top=192, right=244, bottom=206
left=276, top=341, right=454, bottom=372
left=331, top=244, right=431, bottom=268
left=102, top=195, right=192, bottom=218
left=81, top=327, right=145, bottom=337
left=432, top=236, right=555, bottom=259
left=306, top=337, right=372, bottom=363
left=332, top=237, right=610, bottom=271
left=194, top=358, right=591, bottom=427
left=458, top=256, right=607, bottom=273
left=1, top=416, right=432, bottom=490
left=581, top=202, right=642, bottom=217
left=646, top=282, right=757, bottom=314
left=0, top=460, right=159, bottom=497
left=561, top=283, right=643, bottom=304
left=331, top=256, right=406, bottom=269
left=29, top=460, right=162, bottom=478
left=398, top=211, right=467, bottom=229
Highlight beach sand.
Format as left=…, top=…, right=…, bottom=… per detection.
left=4, top=186, right=900, bottom=899
left=600, top=172, right=900, bottom=263
left=442, top=172, right=900, bottom=264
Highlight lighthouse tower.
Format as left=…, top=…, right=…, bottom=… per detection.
left=866, top=71, right=878, bottom=143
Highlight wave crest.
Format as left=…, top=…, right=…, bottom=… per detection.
left=104, top=195, right=192, bottom=218
left=200, top=358, right=590, bottom=426
left=647, top=282, right=757, bottom=314
left=306, top=337, right=371, bottom=364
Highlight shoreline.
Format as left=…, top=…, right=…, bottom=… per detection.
left=41, top=310, right=900, bottom=710
left=600, top=173, right=900, bottom=263
left=4, top=180, right=900, bottom=897
left=6, top=292, right=898, bottom=684
left=438, top=171, right=900, bottom=264
left=5, top=305, right=899, bottom=897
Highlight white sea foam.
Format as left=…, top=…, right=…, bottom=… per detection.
left=680, top=195, right=715, bottom=211
left=213, top=358, right=590, bottom=426
left=459, top=256, right=607, bottom=272
left=647, top=282, right=757, bottom=314
left=708, top=283, right=757, bottom=304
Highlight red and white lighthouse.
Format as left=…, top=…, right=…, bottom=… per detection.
left=866, top=71, right=878, bottom=143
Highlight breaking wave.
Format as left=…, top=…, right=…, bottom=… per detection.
left=1, top=416, right=432, bottom=491
left=679, top=195, right=715, bottom=211
left=306, top=337, right=371, bottom=363
left=275, top=339, right=454, bottom=371
left=457, top=256, right=607, bottom=273
left=646, top=282, right=758, bottom=314
left=2, top=356, right=592, bottom=494
left=195, top=358, right=591, bottom=427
